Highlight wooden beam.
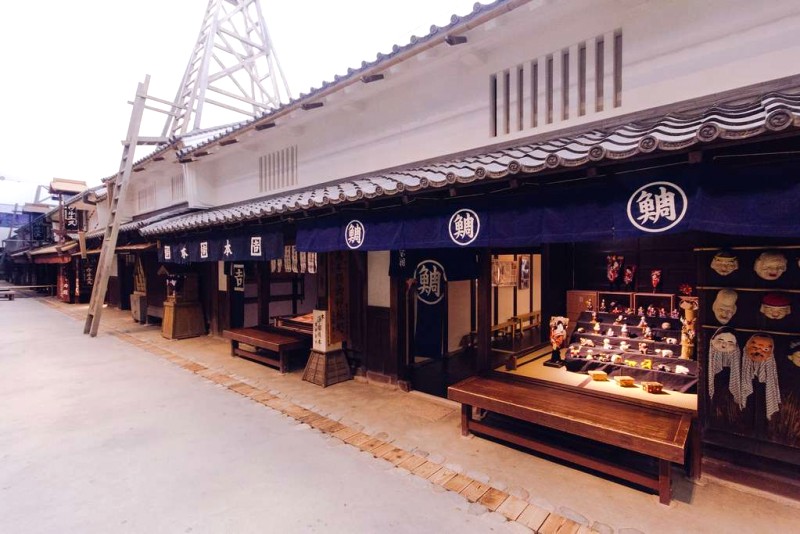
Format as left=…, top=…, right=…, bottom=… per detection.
left=361, top=73, right=384, bottom=83
left=477, top=250, right=492, bottom=371
left=445, top=35, right=468, bottom=46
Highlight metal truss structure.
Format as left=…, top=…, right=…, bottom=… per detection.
left=162, top=0, right=292, bottom=137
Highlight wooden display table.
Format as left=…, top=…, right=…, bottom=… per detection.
left=223, top=326, right=310, bottom=374
left=448, top=376, right=698, bottom=505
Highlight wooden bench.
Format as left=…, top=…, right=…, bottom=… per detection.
left=448, top=376, right=698, bottom=505
left=223, top=326, right=311, bottom=374
left=512, top=310, right=541, bottom=334
left=0, top=291, right=15, bottom=301
left=490, top=319, right=517, bottom=339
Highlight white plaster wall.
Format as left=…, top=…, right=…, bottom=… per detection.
left=367, top=251, right=391, bottom=308
left=182, top=0, right=800, bottom=208
left=448, top=280, right=472, bottom=353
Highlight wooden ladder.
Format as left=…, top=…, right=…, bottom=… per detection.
left=84, top=76, right=168, bottom=336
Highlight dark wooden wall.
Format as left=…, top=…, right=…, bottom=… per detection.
left=570, top=233, right=698, bottom=295
left=365, top=306, right=393, bottom=376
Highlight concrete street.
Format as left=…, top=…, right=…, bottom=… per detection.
left=0, top=298, right=507, bottom=533
left=2, top=295, right=799, bottom=534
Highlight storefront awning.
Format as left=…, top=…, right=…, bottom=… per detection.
left=296, top=160, right=800, bottom=251
left=158, top=229, right=283, bottom=263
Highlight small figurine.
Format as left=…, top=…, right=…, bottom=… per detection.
left=625, top=359, right=639, bottom=367
left=586, top=298, right=594, bottom=311
left=625, top=307, right=634, bottom=316
left=637, top=306, right=645, bottom=316
left=606, top=327, right=615, bottom=337
left=641, top=359, right=653, bottom=370
left=599, top=299, right=607, bottom=312
left=619, top=341, right=630, bottom=352
left=611, top=354, right=623, bottom=364
left=591, top=312, right=598, bottom=324
left=610, top=302, right=622, bottom=314
left=638, top=343, right=648, bottom=354
left=620, top=324, right=628, bottom=338
left=661, top=349, right=674, bottom=358
left=665, top=337, right=678, bottom=345
left=580, top=338, right=595, bottom=347
left=570, top=346, right=581, bottom=357
left=644, top=326, right=653, bottom=340
left=646, top=304, right=657, bottom=317
left=614, top=315, right=624, bottom=325
left=658, top=307, right=667, bottom=318
left=661, top=321, right=672, bottom=330
left=603, top=338, right=612, bottom=350
left=669, top=309, right=680, bottom=320
left=675, top=364, right=690, bottom=375
left=586, top=349, right=594, bottom=359
left=593, top=322, right=602, bottom=334
left=576, top=327, right=585, bottom=333
left=637, top=316, right=647, bottom=328
left=657, top=364, right=670, bottom=372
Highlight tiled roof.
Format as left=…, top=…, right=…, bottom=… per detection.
left=139, top=90, right=800, bottom=237
left=89, top=206, right=196, bottom=239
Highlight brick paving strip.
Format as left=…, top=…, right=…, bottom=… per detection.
left=40, top=300, right=598, bottom=534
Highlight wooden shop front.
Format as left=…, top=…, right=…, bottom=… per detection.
left=439, top=155, right=800, bottom=502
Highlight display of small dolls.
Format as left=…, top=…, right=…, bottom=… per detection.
left=611, top=354, right=623, bottom=364
left=620, top=324, right=628, bottom=338
left=637, top=316, right=648, bottom=328
left=638, top=342, right=648, bottom=354
left=641, top=359, right=653, bottom=370
left=644, top=326, right=653, bottom=339
left=669, top=309, right=680, bottom=320
left=593, top=322, right=601, bottom=333
left=658, top=307, right=667, bottom=318
left=586, top=298, right=594, bottom=311
left=637, top=306, right=645, bottom=316
left=599, top=299, right=607, bottom=312
left=570, top=346, right=581, bottom=357
left=603, top=338, right=612, bottom=350
left=619, top=341, right=630, bottom=352
left=610, top=302, right=622, bottom=314
left=646, top=304, right=657, bottom=317
left=614, top=315, right=624, bottom=325
left=657, top=364, right=671, bottom=372
left=606, top=327, right=615, bottom=337
left=586, top=349, right=594, bottom=359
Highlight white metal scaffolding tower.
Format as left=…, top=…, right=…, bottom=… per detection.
left=162, top=0, right=292, bottom=137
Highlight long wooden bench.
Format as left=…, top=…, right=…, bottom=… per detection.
left=0, top=291, right=15, bottom=301
left=222, top=326, right=310, bottom=374
left=448, top=376, right=697, bottom=505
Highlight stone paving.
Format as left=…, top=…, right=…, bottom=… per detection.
left=28, top=296, right=800, bottom=533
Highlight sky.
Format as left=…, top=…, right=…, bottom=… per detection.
left=0, top=0, right=484, bottom=206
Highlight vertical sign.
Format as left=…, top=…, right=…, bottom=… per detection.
left=313, top=309, right=328, bottom=352
left=232, top=263, right=245, bottom=292
left=64, top=206, right=81, bottom=231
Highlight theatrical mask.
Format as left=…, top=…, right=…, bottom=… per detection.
left=754, top=251, right=787, bottom=281
left=710, top=251, right=739, bottom=276
left=712, top=289, right=738, bottom=325
left=760, top=293, right=791, bottom=320
left=788, top=340, right=800, bottom=368
left=742, top=333, right=781, bottom=420
left=745, top=334, right=774, bottom=364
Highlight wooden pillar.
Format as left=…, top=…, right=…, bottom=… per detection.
left=477, top=249, right=492, bottom=372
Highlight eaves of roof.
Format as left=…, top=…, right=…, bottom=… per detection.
left=139, top=90, right=800, bottom=237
